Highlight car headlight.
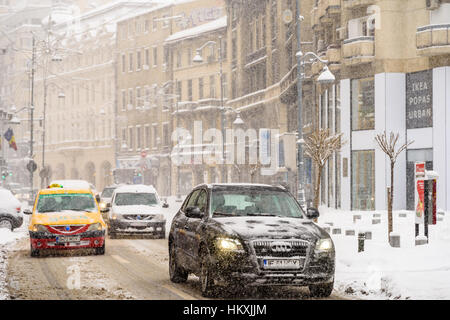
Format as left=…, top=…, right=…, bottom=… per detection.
left=315, top=238, right=334, bottom=251
left=216, top=237, right=243, bottom=251
left=99, top=202, right=107, bottom=210
left=88, top=223, right=103, bottom=231
left=110, top=213, right=121, bottom=220
left=32, top=224, right=48, bottom=233
left=152, top=214, right=165, bottom=221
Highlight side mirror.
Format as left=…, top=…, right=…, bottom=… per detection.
left=162, top=202, right=169, bottom=208
left=306, top=207, right=320, bottom=219
left=107, top=203, right=111, bottom=208
left=185, top=206, right=203, bottom=219
left=23, top=209, right=33, bottom=215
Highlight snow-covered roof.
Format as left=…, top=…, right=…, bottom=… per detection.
left=115, top=184, right=157, bottom=194
left=165, top=15, right=227, bottom=44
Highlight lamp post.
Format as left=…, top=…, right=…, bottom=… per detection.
left=40, top=81, right=65, bottom=187
left=193, top=36, right=226, bottom=182
left=296, top=1, right=335, bottom=208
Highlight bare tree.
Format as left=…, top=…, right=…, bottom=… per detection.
left=375, top=131, right=413, bottom=242
left=304, top=129, right=345, bottom=209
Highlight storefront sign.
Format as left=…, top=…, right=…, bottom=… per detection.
left=415, top=162, right=426, bottom=224
left=406, top=70, right=432, bottom=129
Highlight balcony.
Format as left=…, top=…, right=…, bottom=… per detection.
left=326, top=45, right=341, bottom=71
left=245, top=47, right=267, bottom=67
left=416, top=24, right=450, bottom=56
left=343, top=0, right=375, bottom=9
left=342, top=36, right=375, bottom=65
left=318, top=0, right=341, bottom=24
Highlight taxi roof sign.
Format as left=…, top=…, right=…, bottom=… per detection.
left=48, top=183, right=64, bottom=189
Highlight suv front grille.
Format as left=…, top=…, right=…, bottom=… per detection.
left=252, top=240, right=310, bottom=258
left=123, top=215, right=153, bottom=221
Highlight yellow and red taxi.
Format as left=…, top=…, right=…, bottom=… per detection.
left=24, top=184, right=106, bottom=256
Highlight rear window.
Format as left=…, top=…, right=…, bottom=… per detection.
left=114, top=193, right=158, bottom=206
left=37, top=193, right=97, bottom=213
left=101, top=187, right=116, bottom=198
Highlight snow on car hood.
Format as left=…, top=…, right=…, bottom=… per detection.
left=211, top=216, right=324, bottom=241
left=112, top=205, right=162, bottom=215
left=32, top=210, right=102, bottom=226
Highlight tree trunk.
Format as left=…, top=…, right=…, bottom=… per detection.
left=313, top=165, right=322, bottom=209
left=388, top=160, right=394, bottom=242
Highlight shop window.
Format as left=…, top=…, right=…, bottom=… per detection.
left=351, top=150, right=375, bottom=211
left=351, top=77, right=374, bottom=131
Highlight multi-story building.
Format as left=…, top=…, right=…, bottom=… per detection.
left=32, top=0, right=158, bottom=190
left=115, top=0, right=225, bottom=196
left=224, top=0, right=315, bottom=196
left=0, top=1, right=53, bottom=191
left=164, top=15, right=228, bottom=195
left=310, top=0, right=450, bottom=211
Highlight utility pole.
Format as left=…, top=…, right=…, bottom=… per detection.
left=296, top=0, right=306, bottom=208
left=30, top=34, right=35, bottom=198
left=219, top=36, right=226, bottom=184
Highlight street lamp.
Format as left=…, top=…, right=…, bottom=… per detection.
left=296, top=1, right=335, bottom=208
left=193, top=36, right=226, bottom=182
left=40, top=82, right=65, bottom=187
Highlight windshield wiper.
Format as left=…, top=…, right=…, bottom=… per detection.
left=246, top=213, right=278, bottom=217
left=63, top=208, right=95, bottom=212
left=212, top=211, right=233, bottom=216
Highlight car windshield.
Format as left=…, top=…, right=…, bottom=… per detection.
left=114, top=193, right=158, bottom=206
left=101, top=187, right=116, bottom=198
left=210, top=189, right=305, bottom=218
left=37, top=193, right=97, bottom=213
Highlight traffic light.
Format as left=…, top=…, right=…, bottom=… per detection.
left=1, top=171, right=6, bottom=180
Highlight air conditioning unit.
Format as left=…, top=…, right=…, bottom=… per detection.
left=426, top=0, right=440, bottom=10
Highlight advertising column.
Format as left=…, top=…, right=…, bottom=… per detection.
left=415, top=162, right=425, bottom=235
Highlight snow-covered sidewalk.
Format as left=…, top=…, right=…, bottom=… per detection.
left=0, top=220, right=28, bottom=299
left=317, top=206, right=450, bottom=299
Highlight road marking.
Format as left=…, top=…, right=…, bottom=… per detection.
left=162, top=284, right=197, bottom=300
left=111, top=254, right=130, bottom=264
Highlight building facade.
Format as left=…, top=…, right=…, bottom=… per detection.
left=32, top=1, right=158, bottom=191
left=115, top=0, right=225, bottom=196
left=310, top=0, right=450, bottom=211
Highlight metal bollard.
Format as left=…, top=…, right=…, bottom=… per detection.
left=358, top=232, right=365, bottom=252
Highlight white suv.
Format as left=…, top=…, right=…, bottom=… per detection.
left=105, top=185, right=166, bottom=238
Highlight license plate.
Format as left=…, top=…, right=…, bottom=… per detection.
left=130, top=222, right=147, bottom=227
left=56, top=236, right=81, bottom=243
left=263, top=259, right=302, bottom=269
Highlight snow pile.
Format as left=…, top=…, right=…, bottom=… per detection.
left=317, top=206, right=450, bottom=299
left=0, top=215, right=29, bottom=300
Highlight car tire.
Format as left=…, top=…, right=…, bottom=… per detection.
left=200, top=248, right=217, bottom=298
left=0, top=218, right=13, bottom=231
left=95, top=243, right=105, bottom=255
left=169, top=242, right=188, bottom=283
left=309, top=282, right=334, bottom=298
left=30, top=244, right=39, bottom=257
left=159, top=226, right=166, bottom=239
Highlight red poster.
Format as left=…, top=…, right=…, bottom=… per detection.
left=415, top=179, right=424, bottom=224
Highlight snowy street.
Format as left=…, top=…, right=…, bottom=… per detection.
left=0, top=197, right=348, bottom=300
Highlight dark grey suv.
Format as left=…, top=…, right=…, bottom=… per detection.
left=168, top=183, right=335, bottom=297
